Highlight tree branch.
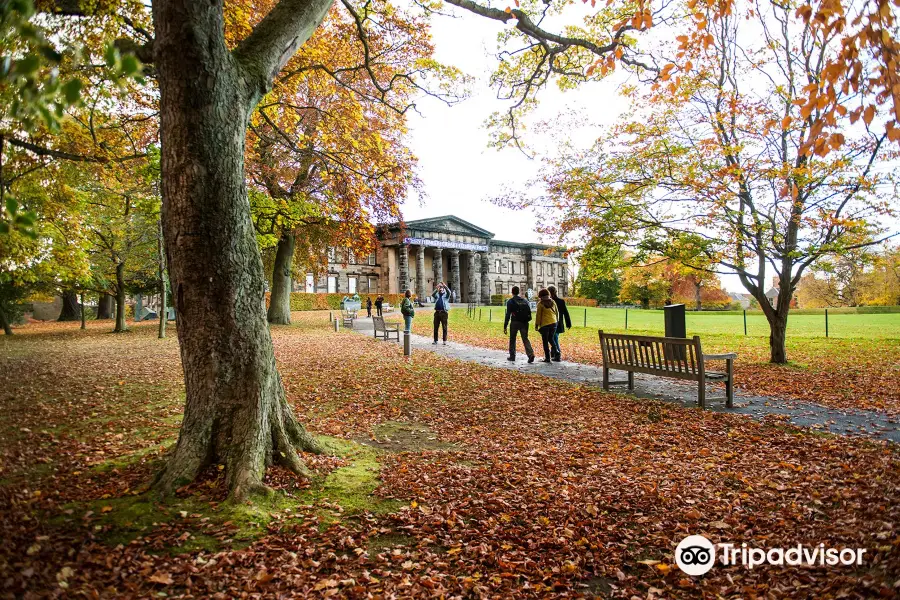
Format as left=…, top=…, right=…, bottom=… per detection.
left=233, top=0, right=336, bottom=102
left=6, top=137, right=146, bottom=163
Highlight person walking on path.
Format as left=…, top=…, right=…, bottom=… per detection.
left=375, top=295, right=383, bottom=317
left=366, top=296, right=372, bottom=318
left=503, top=286, right=535, bottom=363
left=547, top=285, right=571, bottom=361
left=432, top=282, right=451, bottom=345
left=535, top=288, right=558, bottom=363
left=400, top=290, right=415, bottom=332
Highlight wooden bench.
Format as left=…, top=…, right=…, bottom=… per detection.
left=341, top=309, right=357, bottom=328
left=372, top=316, right=400, bottom=341
left=598, top=330, right=736, bottom=408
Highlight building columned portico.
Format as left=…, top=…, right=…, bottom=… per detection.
left=298, top=215, right=569, bottom=299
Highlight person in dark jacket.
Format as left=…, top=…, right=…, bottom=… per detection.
left=503, top=286, right=535, bottom=363
left=374, top=295, right=383, bottom=317
left=366, top=296, right=372, bottom=317
left=548, top=285, right=572, bottom=361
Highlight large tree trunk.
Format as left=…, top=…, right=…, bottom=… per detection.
left=97, top=293, right=114, bottom=319
left=80, top=292, right=86, bottom=330
left=58, top=290, right=80, bottom=321
left=0, top=306, right=12, bottom=335
left=114, top=263, right=127, bottom=333
left=694, top=281, right=702, bottom=311
left=267, top=233, right=295, bottom=325
left=151, top=0, right=329, bottom=501
left=158, top=217, right=168, bottom=339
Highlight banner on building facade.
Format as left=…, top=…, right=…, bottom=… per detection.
left=403, top=237, right=489, bottom=252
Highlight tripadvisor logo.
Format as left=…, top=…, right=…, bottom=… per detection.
left=675, top=535, right=716, bottom=576
left=674, top=535, right=868, bottom=576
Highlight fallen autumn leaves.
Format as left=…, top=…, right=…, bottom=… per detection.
left=1, top=314, right=898, bottom=598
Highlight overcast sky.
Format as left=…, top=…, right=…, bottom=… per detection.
left=401, top=8, right=627, bottom=243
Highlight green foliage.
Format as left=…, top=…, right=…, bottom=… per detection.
left=574, top=237, right=623, bottom=303
left=0, top=0, right=82, bottom=132
left=265, top=292, right=409, bottom=312
left=0, top=197, right=37, bottom=238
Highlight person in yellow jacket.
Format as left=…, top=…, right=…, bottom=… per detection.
left=534, top=288, right=558, bottom=363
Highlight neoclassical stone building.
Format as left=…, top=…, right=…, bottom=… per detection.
left=298, top=216, right=569, bottom=302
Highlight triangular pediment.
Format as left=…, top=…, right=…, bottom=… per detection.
left=404, top=215, right=494, bottom=239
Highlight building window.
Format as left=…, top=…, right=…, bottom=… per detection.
left=327, top=275, right=337, bottom=293
left=494, top=259, right=501, bottom=273
left=327, top=247, right=336, bottom=262
left=368, top=277, right=378, bottom=293
left=520, top=261, right=525, bottom=275
left=305, top=274, right=314, bottom=293
left=367, top=252, right=376, bottom=266
left=537, top=262, right=543, bottom=276
left=509, top=261, right=515, bottom=275
left=348, top=276, right=357, bottom=294
left=496, top=281, right=503, bottom=295
left=348, top=250, right=356, bottom=264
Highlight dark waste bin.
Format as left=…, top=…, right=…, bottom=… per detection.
left=664, top=304, right=686, bottom=360
left=664, top=303, right=686, bottom=338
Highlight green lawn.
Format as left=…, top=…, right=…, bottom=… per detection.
left=470, top=306, right=900, bottom=339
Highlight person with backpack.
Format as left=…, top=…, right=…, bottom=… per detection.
left=547, top=285, right=571, bottom=361
left=400, top=289, right=415, bottom=332
left=535, top=288, right=559, bottom=363
left=366, top=296, right=372, bottom=318
left=503, top=286, right=535, bottom=363
left=431, top=281, right=451, bottom=345
left=374, top=295, right=383, bottom=317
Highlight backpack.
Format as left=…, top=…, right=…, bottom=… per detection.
left=401, top=298, right=414, bottom=317
left=510, top=296, right=532, bottom=322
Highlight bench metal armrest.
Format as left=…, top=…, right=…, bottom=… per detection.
left=702, top=353, right=737, bottom=360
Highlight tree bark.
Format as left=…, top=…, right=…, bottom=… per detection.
left=768, top=313, right=788, bottom=363
left=80, top=292, right=86, bottom=329
left=151, top=0, right=330, bottom=501
left=97, top=293, right=114, bottom=319
left=267, top=233, right=295, bottom=325
left=114, top=262, right=127, bottom=333
left=158, top=217, right=168, bottom=339
left=0, top=306, right=12, bottom=335
left=694, top=281, right=702, bottom=312
left=58, top=290, right=80, bottom=321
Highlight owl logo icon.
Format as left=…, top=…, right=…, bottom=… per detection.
left=675, top=535, right=716, bottom=576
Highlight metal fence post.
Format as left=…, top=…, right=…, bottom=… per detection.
left=489, top=309, right=492, bottom=322
left=743, top=309, right=747, bottom=336
left=625, top=308, right=628, bottom=330
left=583, top=308, right=587, bottom=328
left=479, top=308, right=482, bottom=321
left=825, top=309, right=829, bottom=338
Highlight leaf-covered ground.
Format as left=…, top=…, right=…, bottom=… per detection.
left=1, top=314, right=899, bottom=598
left=411, top=311, right=900, bottom=414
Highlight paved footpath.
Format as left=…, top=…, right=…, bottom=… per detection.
left=352, top=317, right=899, bottom=443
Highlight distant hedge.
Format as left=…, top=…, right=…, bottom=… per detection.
left=264, top=292, right=411, bottom=311
left=563, top=297, right=597, bottom=307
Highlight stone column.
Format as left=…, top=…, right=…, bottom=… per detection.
left=480, top=251, right=491, bottom=304
left=432, top=248, right=443, bottom=287
left=467, top=252, right=478, bottom=302
left=449, top=249, right=461, bottom=301
left=416, top=245, right=427, bottom=300
left=398, top=243, right=409, bottom=293
left=526, top=250, right=536, bottom=292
